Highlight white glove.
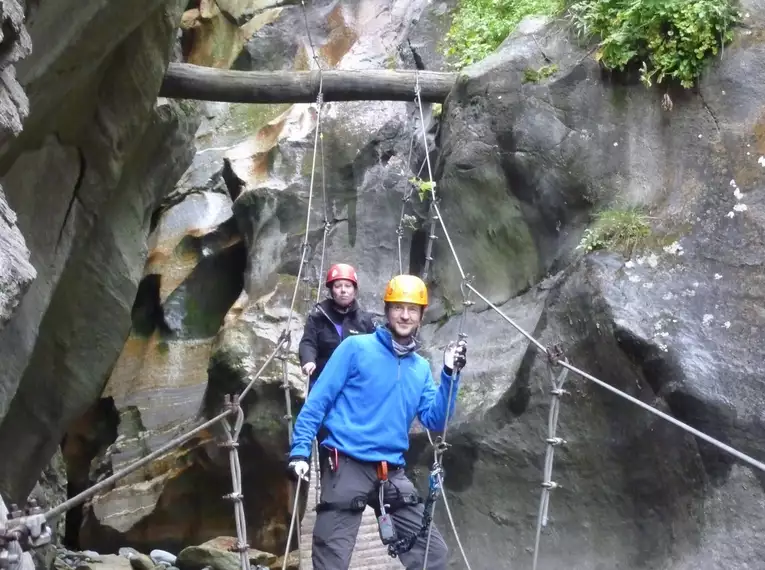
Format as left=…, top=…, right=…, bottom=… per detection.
left=302, top=362, right=317, bottom=376
left=443, top=340, right=467, bottom=373
left=289, top=458, right=310, bottom=481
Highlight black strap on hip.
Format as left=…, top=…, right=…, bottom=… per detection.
left=315, top=481, right=422, bottom=515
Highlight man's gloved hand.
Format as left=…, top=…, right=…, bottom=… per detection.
left=443, top=340, right=467, bottom=375
left=288, top=457, right=310, bottom=481
left=302, top=362, right=316, bottom=376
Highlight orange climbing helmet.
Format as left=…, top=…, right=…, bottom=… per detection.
left=326, top=263, right=358, bottom=287
left=383, top=274, right=428, bottom=306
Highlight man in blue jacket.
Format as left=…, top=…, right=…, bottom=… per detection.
left=287, top=274, right=467, bottom=570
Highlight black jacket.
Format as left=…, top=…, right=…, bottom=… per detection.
left=298, top=298, right=377, bottom=388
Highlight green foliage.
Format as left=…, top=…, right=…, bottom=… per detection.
left=576, top=208, right=652, bottom=255
left=445, top=0, right=560, bottom=68
left=409, top=177, right=436, bottom=202
left=564, top=0, right=740, bottom=88
left=523, top=63, right=559, bottom=82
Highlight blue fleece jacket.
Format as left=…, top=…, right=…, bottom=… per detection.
left=290, top=326, right=460, bottom=465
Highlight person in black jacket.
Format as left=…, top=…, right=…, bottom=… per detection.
left=298, top=263, right=377, bottom=393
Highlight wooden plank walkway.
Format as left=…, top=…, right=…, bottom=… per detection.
left=298, top=453, right=402, bottom=569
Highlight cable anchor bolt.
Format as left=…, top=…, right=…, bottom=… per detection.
left=223, top=492, right=244, bottom=502
left=546, top=343, right=565, bottom=367
left=228, top=542, right=250, bottom=553
left=433, top=436, right=451, bottom=455
left=546, top=437, right=566, bottom=446
left=541, top=481, right=560, bottom=490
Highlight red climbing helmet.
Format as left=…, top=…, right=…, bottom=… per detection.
left=325, top=263, right=358, bottom=287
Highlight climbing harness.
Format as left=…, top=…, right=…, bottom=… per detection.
left=313, top=456, right=422, bottom=515
left=311, top=455, right=426, bottom=551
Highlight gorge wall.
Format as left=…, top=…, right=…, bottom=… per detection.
left=0, top=1, right=763, bottom=569
left=0, top=0, right=200, bottom=520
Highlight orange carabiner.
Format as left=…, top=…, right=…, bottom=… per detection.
left=377, top=460, right=388, bottom=481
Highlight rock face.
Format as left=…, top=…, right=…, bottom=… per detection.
left=0, top=186, right=35, bottom=328
left=0, top=0, right=35, bottom=328
left=9, top=1, right=761, bottom=569
left=68, top=0, right=454, bottom=556
left=0, top=0, right=200, bottom=506
left=404, top=4, right=765, bottom=569
left=72, top=187, right=250, bottom=553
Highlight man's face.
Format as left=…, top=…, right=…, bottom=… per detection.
left=386, top=302, right=422, bottom=339
left=330, top=279, right=356, bottom=307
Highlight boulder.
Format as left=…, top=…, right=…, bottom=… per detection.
left=271, top=551, right=298, bottom=570
left=176, top=537, right=277, bottom=570
left=148, top=550, right=176, bottom=566
left=127, top=554, right=155, bottom=570
left=71, top=554, right=133, bottom=570
left=406, top=3, right=765, bottom=569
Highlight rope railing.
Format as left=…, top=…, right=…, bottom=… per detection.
left=410, top=73, right=474, bottom=570
left=531, top=357, right=569, bottom=570
left=279, top=2, right=328, bottom=567
left=409, top=81, right=765, bottom=569
left=44, top=338, right=286, bottom=522
left=221, top=395, right=250, bottom=570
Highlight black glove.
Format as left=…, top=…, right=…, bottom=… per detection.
left=443, top=340, right=467, bottom=375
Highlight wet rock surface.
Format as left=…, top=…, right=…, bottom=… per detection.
left=0, top=0, right=199, bottom=505
left=404, top=3, right=765, bottom=568
left=63, top=0, right=456, bottom=557
left=0, top=0, right=34, bottom=375
left=1, top=0, right=763, bottom=569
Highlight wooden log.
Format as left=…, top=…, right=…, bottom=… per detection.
left=158, top=63, right=457, bottom=104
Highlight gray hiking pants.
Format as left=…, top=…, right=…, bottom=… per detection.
left=312, top=454, right=448, bottom=569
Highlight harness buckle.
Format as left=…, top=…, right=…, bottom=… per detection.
left=350, top=496, right=367, bottom=511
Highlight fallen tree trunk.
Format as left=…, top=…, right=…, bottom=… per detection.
left=158, top=63, right=457, bottom=104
